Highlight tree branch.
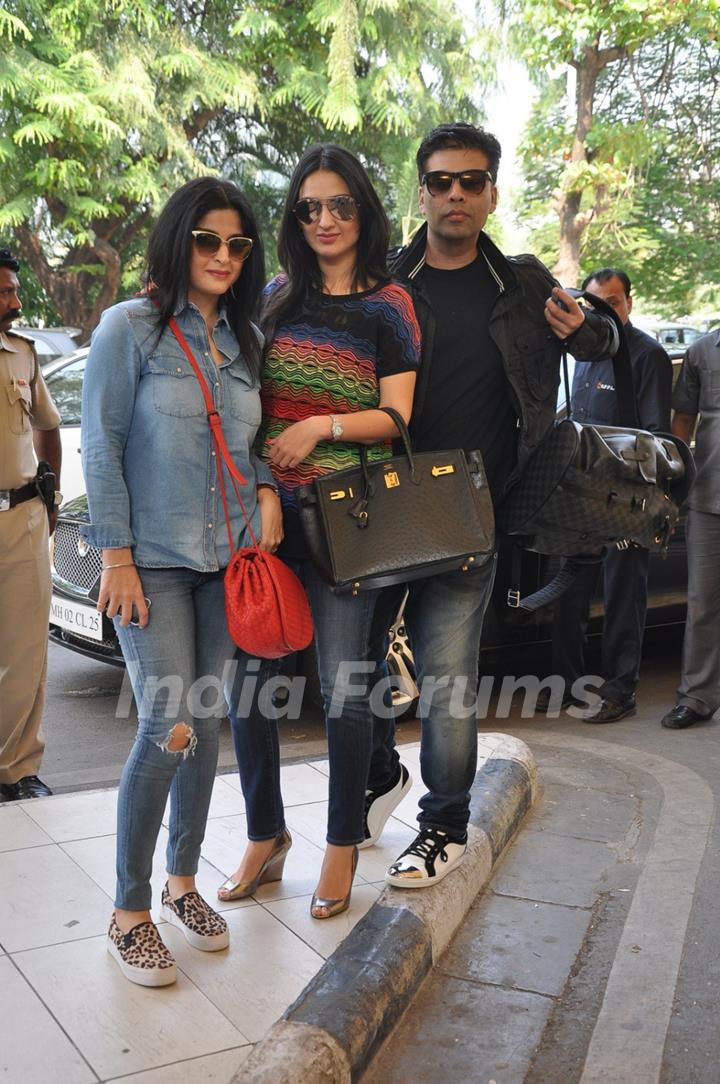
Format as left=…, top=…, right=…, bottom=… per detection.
left=597, top=45, right=627, bottom=69
left=183, top=106, right=223, bottom=141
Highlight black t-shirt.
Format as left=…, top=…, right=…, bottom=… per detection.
left=414, top=256, right=518, bottom=501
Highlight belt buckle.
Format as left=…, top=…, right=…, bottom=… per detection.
left=0, top=491, right=10, bottom=512
left=507, top=587, right=521, bottom=608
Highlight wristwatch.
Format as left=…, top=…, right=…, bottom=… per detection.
left=329, top=415, right=344, bottom=441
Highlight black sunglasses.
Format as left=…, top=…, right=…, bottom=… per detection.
left=292, top=195, right=359, bottom=225
left=421, top=170, right=494, bottom=196
left=191, top=230, right=253, bottom=260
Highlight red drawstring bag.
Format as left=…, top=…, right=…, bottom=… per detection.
left=167, top=316, right=313, bottom=659
left=224, top=546, right=314, bottom=658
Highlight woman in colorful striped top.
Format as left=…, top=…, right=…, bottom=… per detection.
left=219, top=145, right=421, bottom=919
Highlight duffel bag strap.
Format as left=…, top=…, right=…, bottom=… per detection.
left=507, top=553, right=605, bottom=613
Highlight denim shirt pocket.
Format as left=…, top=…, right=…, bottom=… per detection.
left=145, top=352, right=205, bottom=418
left=224, top=361, right=262, bottom=426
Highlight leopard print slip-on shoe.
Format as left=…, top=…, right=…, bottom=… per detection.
left=160, top=884, right=230, bottom=951
left=107, top=916, right=177, bottom=987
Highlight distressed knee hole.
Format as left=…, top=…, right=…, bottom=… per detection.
left=158, top=722, right=197, bottom=758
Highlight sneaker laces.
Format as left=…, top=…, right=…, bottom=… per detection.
left=399, top=827, right=452, bottom=867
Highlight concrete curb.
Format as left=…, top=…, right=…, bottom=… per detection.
left=237, top=735, right=537, bottom=1084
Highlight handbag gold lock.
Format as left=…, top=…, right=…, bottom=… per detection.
left=431, top=464, right=455, bottom=476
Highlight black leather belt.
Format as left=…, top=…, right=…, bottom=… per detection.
left=0, top=482, right=38, bottom=512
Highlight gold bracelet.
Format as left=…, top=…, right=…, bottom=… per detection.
left=102, top=562, right=136, bottom=570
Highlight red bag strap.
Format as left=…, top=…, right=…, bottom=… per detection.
left=166, top=313, right=259, bottom=553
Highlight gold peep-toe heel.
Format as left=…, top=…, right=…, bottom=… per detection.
left=217, top=829, right=292, bottom=901
left=310, top=846, right=359, bottom=920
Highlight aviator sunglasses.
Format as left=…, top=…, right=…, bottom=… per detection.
left=191, top=230, right=254, bottom=260
left=421, top=169, right=494, bottom=196
left=292, top=195, right=359, bottom=225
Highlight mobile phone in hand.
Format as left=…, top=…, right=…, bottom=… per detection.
left=86, top=574, right=151, bottom=625
left=87, top=574, right=101, bottom=604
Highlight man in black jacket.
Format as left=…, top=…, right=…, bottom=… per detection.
left=360, top=123, right=618, bottom=889
left=542, top=268, right=672, bottom=723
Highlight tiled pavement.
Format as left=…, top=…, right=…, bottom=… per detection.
left=0, top=737, right=504, bottom=1084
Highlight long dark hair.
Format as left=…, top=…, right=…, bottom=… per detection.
left=146, top=177, right=265, bottom=375
left=262, top=145, right=390, bottom=344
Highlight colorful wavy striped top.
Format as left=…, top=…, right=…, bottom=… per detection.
left=258, top=276, right=421, bottom=557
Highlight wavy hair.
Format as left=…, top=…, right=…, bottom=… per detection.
left=262, top=145, right=390, bottom=343
left=146, top=177, right=265, bottom=375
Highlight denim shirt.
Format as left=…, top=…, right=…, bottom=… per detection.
left=81, top=296, right=274, bottom=570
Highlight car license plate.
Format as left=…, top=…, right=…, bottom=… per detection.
left=50, top=594, right=103, bottom=642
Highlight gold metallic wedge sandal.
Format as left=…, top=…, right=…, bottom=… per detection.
left=217, top=828, right=292, bottom=901
left=310, top=845, right=359, bottom=920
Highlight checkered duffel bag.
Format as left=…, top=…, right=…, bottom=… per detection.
left=496, top=418, right=694, bottom=557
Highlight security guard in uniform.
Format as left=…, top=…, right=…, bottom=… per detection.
left=542, top=267, right=673, bottom=723
left=0, top=248, right=62, bottom=800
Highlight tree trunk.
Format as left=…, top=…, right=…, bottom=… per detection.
left=15, top=226, right=121, bottom=341
left=554, top=189, right=584, bottom=286
left=552, top=43, right=626, bottom=286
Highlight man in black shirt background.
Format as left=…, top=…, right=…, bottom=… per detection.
left=358, top=124, right=618, bottom=889
left=541, top=268, right=672, bottom=723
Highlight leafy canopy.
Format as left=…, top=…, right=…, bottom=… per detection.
left=0, top=0, right=483, bottom=328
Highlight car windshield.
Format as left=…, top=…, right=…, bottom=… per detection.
left=45, top=354, right=85, bottom=426
left=658, top=326, right=703, bottom=347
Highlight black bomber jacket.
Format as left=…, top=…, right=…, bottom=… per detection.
left=388, top=225, right=619, bottom=497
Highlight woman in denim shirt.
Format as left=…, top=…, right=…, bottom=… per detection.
left=81, top=177, right=282, bottom=987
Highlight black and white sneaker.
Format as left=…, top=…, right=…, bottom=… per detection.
left=385, top=826, right=467, bottom=888
left=359, top=764, right=413, bottom=850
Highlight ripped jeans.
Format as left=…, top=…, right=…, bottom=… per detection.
left=114, top=567, right=234, bottom=911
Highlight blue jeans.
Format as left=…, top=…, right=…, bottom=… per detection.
left=229, top=559, right=382, bottom=846
left=369, top=556, right=497, bottom=838
left=114, top=567, right=235, bottom=911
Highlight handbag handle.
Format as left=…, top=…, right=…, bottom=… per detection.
left=164, top=313, right=259, bottom=553
left=357, top=406, right=415, bottom=477
left=347, top=406, right=416, bottom=524
left=563, top=289, right=640, bottom=429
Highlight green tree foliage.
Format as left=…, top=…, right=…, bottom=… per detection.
left=502, top=0, right=719, bottom=301
left=604, top=35, right=720, bottom=315
left=0, top=0, right=482, bottom=332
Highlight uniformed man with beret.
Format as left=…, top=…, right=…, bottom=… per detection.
left=0, top=247, right=62, bottom=801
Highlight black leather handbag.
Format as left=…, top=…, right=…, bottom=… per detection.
left=496, top=292, right=695, bottom=610
left=297, top=407, right=495, bottom=594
